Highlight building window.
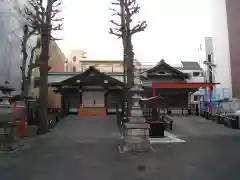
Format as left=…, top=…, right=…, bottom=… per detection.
left=193, top=72, right=200, bottom=77
left=73, top=66, right=76, bottom=72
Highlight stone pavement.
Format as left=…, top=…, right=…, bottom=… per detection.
left=171, top=116, right=240, bottom=138
left=1, top=115, right=240, bottom=180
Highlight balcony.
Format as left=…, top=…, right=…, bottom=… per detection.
left=77, top=64, right=123, bottom=73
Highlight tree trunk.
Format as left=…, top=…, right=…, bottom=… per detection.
left=26, top=47, right=37, bottom=96
left=37, top=0, right=52, bottom=134
left=21, top=25, right=29, bottom=97
left=126, top=35, right=134, bottom=111
left=37, top=29, right=49, bottom=134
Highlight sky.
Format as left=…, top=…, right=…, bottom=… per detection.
left=56, top=0, right=212, bottom=64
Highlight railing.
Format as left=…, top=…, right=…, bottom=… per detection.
left=76, top=64, right=124, bottom=73
left=162, top=115, right=173, bottom=131
left=199, top=108, right=239, bottom=129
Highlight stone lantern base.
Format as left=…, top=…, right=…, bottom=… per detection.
left=123, top=122, right=151, bottom=152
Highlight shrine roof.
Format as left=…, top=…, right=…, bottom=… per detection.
left=49, top=66, right=124, bottom=87
left=141, top=59, right=189, bottom=79
left=48, top=71, right=125, bottom=85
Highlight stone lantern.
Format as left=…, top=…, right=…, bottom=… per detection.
left=122, top=66, right=151, bottom=152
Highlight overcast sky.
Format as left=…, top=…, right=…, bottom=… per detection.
left=56, top=0, right=212, bottom=64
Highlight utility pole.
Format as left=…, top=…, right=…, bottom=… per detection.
left=204, top=54, right=215, bottom=112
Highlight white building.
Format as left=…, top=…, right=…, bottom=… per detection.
left=209, top=0, right=232, bottom=99
left=68, top=49, right=87, bottom=72
left=0, top=0, right=36, bottom=94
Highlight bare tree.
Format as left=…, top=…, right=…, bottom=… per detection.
left=20, top=24, right=37, bottom=97
left=23, top=0, right=63, bottom=134
left=109, top=0, right=147, bottom=113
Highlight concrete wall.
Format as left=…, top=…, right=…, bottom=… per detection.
left=49, top=41, right=65, bottom=72
left=48, top=41, right=66, bottom=108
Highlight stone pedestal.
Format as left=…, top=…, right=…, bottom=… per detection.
left=123, top=89, right=151, bottom=152
left=124, top=122, right=150, bottom=152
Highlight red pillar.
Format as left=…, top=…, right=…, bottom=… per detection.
left=20, top=108, right=27, bottom=137
left=209, top=86, right=213, bottom=113
left=78, top=106, right=81, bottom=116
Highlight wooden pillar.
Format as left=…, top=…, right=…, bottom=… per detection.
left=104, top=91, right=108, bottom=108
left=78, top=90, right=82, bottom=116
left=152, top=87, right=156, bottom=96
left=60, top=93, right=64, bottom=117
left=104, top=90, right=108, bottom=116
left=79, top=90, right=82, bottom=105
left=209, top=86, right=213, bottom=113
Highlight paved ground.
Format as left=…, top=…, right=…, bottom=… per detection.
left=171, top=116, right=240, bottom=138
left=1, top=115, right=240, bottom=180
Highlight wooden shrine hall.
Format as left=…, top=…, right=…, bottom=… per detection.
left=48, top=60, right=218, bottom=116
left=49, top=66, right=125, bottom=116
left=140, top=60, right=218, bottom=112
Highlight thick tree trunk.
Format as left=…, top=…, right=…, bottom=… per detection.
left=37, top=59, right=49, bottom=134
left=37, top=0, right=52, bottom=134
left=126, top=35, right=134, bottom=111
left=37, top=32, right=50, bottom=134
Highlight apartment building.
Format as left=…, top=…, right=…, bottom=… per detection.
left=67, top=50, right=123, bottom=73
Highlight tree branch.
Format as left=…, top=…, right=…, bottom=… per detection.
left=130, top=20, right=147, bottom=35
left=109, top=28, right=122, bottom=38
left=51, top=23, right=63, bottom=31
left=50, top=35, right=63, bottom=41
left=109, top=20, right=121, bottom=27
left=109, top=8, right=121, bottom=16
left=53, top=0, right=63, bottom=7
